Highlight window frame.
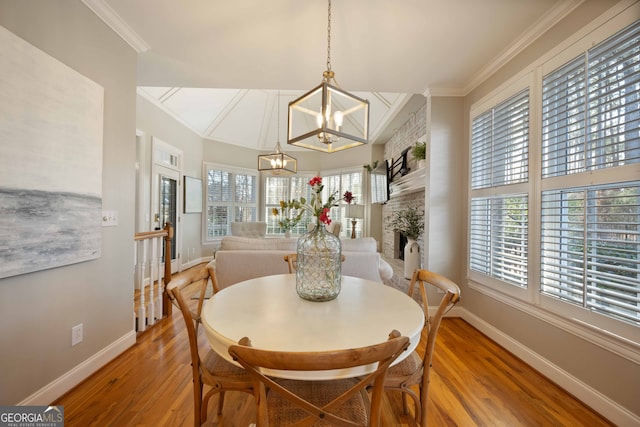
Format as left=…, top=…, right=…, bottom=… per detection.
left=468, top=73, right=534, bottom=302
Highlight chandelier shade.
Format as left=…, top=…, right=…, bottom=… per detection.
left=287, top=0, right=369, bottom=154
left=258, top=92, right=297, bottom=175
left=258, top=141, right=297, bottom=175
left=288, top=80, right=369, bottom=153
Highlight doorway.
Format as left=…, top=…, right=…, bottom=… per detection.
left=151, top=137, right=182, bottom=273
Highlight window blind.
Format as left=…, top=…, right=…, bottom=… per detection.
left=205, top=166, right=257, bottom=239
left=471, top=90, right=529, bottom=189
left=542, top=20, right=640, bottom=178
left=541, top=182, right=640, bottom=325
left=265, top=175, right=313, bottom=235
left=470, top=195, right=529, bottom=288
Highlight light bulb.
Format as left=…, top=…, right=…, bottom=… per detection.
left=334, top=111, right=343, bottom=129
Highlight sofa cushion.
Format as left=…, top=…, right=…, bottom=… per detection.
left=220, top=236, right=295, bottom=250
left=212, top=249, right=389, bottom=289
left=341, top=237, right=377, bottom=252
left=220, top=236, right=376, bottom=252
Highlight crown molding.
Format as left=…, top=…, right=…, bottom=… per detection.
left=463, top=0, right=584, bottom=95
left=81, top=0, right=149, bottom=53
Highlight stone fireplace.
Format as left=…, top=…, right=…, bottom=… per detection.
left=381, top=103, right=427, bottom=263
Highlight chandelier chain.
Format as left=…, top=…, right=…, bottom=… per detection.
left=326, top=0, right=332, bottom=71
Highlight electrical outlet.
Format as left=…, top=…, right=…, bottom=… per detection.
left=71, top=323, right=83, bottom=346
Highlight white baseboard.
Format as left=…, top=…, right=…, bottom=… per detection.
left=19, top=331, right=136, bottom=406
left=456, top=307, right=639, bottom=427
left=180, top=256, right=212, bottom=271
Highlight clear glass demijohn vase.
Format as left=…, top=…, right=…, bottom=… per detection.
left=296, top=218, right=342, bottom=301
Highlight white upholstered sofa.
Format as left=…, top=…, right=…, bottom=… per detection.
left=209, top=236, right=393, bottom=289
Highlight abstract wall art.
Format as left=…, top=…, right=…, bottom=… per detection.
left=0, top=25, right=104, bottom=279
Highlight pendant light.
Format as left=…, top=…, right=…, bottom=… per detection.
left=258, top=91, right=297, bottom=174
left=287, top=0, right=369, bottom=153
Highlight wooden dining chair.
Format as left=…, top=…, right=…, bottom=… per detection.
left=229, top=330, right=410, bottom=427
left=166, top=267, right=253, bottom=426
left=383, top=269, right=460, bottom=426
left=283, top=253, right=346, bottom=273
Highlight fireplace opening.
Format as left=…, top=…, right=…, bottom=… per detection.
left=394, top=232, right=408, bottom=260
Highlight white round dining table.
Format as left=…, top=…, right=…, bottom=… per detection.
left=201, top=274, right=424, bottom=380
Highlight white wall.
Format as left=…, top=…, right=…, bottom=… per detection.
left=0, top=0, right=137, bottom=405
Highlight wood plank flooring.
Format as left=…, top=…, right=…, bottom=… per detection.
left=54, top=292, right=614, bottom=426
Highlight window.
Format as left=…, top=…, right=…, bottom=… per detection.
left=262, top=170, right=364, bottom=237
left=469, top=18, right=640, bottom=343
left=264, top=174, right=313, bottom=235
left=322, top=170, right=364, bottom=237
left=540, top=20, right=640, bottom=327
left=469, top=89, right=530, bottom=290
left=541, top=183, right=640, bottom=325
left=470, top=195, right=528, bottom=288
left=204, top=164, right=257, bottom=241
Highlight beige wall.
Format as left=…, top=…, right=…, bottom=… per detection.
left=0, top=0, right=137, bottom=404
left=460, top=0, right=639, bottom=420
left=427, top=96, right=465, bottom=283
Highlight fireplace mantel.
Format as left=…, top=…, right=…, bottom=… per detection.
left=389, top=166, right=426, bottom=198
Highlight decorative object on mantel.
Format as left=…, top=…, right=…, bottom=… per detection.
left=411, top=141, right=427, bottom=169
left=296, top=177, right=342, bottom=301
left=387, top=204, right=425, bottom=279
left=287, top=0, right=370, bottom=153
left=272, top=199, right=304, bottom=237
left=258, top=91, right=297, bottom=174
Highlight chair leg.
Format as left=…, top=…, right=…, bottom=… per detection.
left=217, top=391, right=226, bottom=415
left=193, top=382, right=203, bottom=427
left=402, top=392, right=410, bottom=415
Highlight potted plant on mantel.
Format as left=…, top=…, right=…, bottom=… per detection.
left=411, top=141, right=426, bottom=169
left=387, top=204, right=425, bottom=279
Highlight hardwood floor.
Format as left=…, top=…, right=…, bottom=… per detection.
left=55, top=292, right=614, bottom=426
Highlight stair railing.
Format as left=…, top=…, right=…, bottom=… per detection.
left=133, top=222, right=173, bottom=332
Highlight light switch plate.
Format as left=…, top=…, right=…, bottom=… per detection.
left=102, top=210, right=118, bottom=227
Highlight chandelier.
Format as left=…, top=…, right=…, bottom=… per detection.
left=287, top=0, right=369, bottom=153
left=258, top=91, right=297, bottom=174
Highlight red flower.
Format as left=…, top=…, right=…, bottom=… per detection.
left=343, top=191, right=354, bottom=204
left=309, top=176, right=323, bottom=187
left=319, top=207, right=332, bottom=225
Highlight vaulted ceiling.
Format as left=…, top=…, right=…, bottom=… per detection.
left=83, top=0, right=581, bottom=150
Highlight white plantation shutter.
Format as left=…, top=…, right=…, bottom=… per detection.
left=470, top=196, right=528, bottom=288
left=471, top=90, right=529, bottom=190
left=540, top=20, right=640, bottom=326
left=264, top=175, right=313, bottom=235
left=541, top=182, right=640, bottom=325
left=470, top=89, right=529, bottom=288
left=205, top=165, right=258, bottom=240
left=542, top=21, right=640, bottom=178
